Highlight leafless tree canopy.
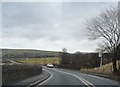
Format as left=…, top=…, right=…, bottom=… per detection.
left=62, top=48, right=67, bottom=53
left=86, top=6, right=120, bottom=53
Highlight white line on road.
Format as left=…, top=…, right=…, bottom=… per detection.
left=26, top=69, right=53, bottom=87
left=36, top=69, right=53, bottom=86
left=52, top=68, right=96, bottom=87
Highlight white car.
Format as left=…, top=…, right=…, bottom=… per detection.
left=47, top=64, right=54, bottom=68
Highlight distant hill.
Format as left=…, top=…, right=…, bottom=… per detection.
left=2, top=49, right=59, bottom=59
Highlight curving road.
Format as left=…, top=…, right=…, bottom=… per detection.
left=35, top=66, right=119, bottom=87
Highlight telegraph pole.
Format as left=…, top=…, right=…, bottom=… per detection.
left=99, top=50, right=103, bottom=72
left=99, top=51, right=103, bottom=67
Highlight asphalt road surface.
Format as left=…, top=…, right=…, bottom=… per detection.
left=36, top=66, right=120, bottom=87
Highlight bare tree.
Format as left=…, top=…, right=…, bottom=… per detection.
left=96, top=41, right=113, bottom=53
left=86, top=6, right=120, bottom=72
left=62, top=48, right=67, bottom=53
left=60, top=48, right=67, bottom=65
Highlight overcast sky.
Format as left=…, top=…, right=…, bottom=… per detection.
left=1, top=1, right=118, bottom=53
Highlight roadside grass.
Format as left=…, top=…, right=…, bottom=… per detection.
left=80, top=60, right=120, bottom=81
left=81, top=60, right=120, bottom=74
left=17, top=57, right=61, bottom=65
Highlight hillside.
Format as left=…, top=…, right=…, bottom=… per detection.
left=2, top=49, right=59, bottom=59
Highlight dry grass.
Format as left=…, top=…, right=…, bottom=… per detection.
left=81, top=60, right=120, bottom=74
left=17, top=57, right=60, bottom=65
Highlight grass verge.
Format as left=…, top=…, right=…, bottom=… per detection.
left=80, top=60, right=120, bottom=82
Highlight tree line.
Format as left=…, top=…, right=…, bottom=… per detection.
left=59, top=51, right=120, bottom=69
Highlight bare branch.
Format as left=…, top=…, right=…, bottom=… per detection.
left=86, top=6, right=120, bottom=52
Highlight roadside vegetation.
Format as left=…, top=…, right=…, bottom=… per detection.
left=81, top=60, right=120, bottom=74
left=85, top=6, right=120, bottom=73
left=17, top=57, right=60, bottom=65
left=80, top=60, right=120, bottom=81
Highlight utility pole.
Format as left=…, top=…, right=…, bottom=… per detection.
left=99, top=51, right=103, bottom=67
left=99, top=51, right=103, bottom=72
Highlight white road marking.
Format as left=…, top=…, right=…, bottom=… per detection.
left=36, top=69, right=53, bottom=86
left=52, top=68, right=96, bottom=87
left=26, top=69, right=53, bottom=87
left=79, top=77, right=94, bottom=86
left=29, top=68, right=95, bottom=87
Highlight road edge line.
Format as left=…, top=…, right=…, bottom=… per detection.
left=26, top=69, right=52, bottom=87
left=53, top=68, right=95, bottom=87
left=36, top=69, right=53, bottom=86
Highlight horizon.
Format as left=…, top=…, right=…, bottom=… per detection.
left=1, top=48, right=98, bottom=53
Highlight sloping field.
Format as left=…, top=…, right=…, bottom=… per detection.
left=17, top=57, right=60, bottom=65
left=2, top=49, right=59, bottom=58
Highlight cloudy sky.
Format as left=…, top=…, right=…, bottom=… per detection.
left=1, top=1, right=118, bottom=53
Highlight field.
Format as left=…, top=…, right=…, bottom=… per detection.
left=17, top=57, right=61, bottom=65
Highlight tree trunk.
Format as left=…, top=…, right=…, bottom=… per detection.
left=112, top=48, right=118, bottom=73
left=112, top=58, right=117, bottom=73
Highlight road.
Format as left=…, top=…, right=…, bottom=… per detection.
left=35, top=66, right=119, bottom=87
left=6, top=59, right=22, bottom=65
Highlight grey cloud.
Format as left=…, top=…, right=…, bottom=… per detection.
left=2, top=2, right=117, bottom=52
left=3, top=2, right=63, bottom=28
